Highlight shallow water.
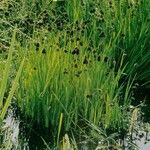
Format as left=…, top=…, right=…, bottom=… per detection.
left=2, top=87, right=150, bottom=150
left=2, top=106, right=149, bottom=150
left=136, top=134, right=150, bottom=150
left=2, top=107, right=29, bottom=150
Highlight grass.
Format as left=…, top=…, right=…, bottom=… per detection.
left=0, top=30, right=24, bottom=149
left=0, top=0, right=150, bottom=149
left=16, top=30, right=132, bottom=147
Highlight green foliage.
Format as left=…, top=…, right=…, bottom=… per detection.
left=0, top=0, right=149, bottom=149
left=17, top=32, right=132, bottom=138
left=0, top=30, right=24, bottom=149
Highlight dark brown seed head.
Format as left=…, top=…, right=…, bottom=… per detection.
left=147, top=18, right=150, bottom=22
left=121, top=33, right=125, bottom=38
left=109, top=1, right=112, bottom=5
left=97, top=55, right=101, bottom=61
left=35, top=43, right=40, bottom=51
left=79, top=42, right=83, bottom=46
left=75, top=73, right=80, bottom=77
left=128, top=5, right=131, bottom=9
left=84, top=19, right=90, bottom=25
left=77, top=27, right=80, bottom=31
left=139, top=133, right=144, bottom=138
left=99, top=32, right=105, bottom=37
left=77, top=37, right=80, bottom=41
left=83, top=57, right=88, bottom=65
left=75, top=20, right=79, bottom=25
left=8, top=4, right=13, bottom=10
left=104, top=56, right=108, bottom=62
left=86, top=94, right=92, bottom=99
left=42, top=48, right=46, bottom=54
left=35, top=43, right=40, bottom=47
left=90, top=8, right=96, bottom=14
left=63, top=68, right=68, bottom=74
left=70, top=30, right=74, bottom=36
left=100, top=10, right=104, bottom=15
left=5, top=12, right=9, bottom=17
left=92, top=50, right=96, bottom=54
left=0, top=8, right=4, bottom=12
left=64, top=49, right=68, bottom=53
left=81, top=30, right=84, bottom=34
left=87, top=47, right=91, bottom=51
left=48, top=26, right=52, bottom=31
left=63, top=13, right=68, bottom=18
left=72, top=47, right=80, bottom=55
left=75, top=71, right=82, bottom=77
left=67, top=30, right=70, bottom=34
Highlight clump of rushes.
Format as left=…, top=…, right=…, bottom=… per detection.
left=64, top=0, right=150, bottom=85
left=17, top=32, right=132, bottom=143
left=1, top=0, right=150, bottom=148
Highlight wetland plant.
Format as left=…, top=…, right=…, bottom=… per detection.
left=0, top=0, right=149, bottom=149
left=16, top=32, right=133, bottom=144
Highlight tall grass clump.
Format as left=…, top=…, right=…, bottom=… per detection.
left=16, top=29, right=133, bottom=143
left=65, top=0, right=150, bottom=85
left=0, top=0, right=149, bottom=148
left=111, top=0, right=150, bottom=84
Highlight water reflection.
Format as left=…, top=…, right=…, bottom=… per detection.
left=2, top=107, right=29, bottom=150
left=131, top=85, right=150, bottom=150
left=2, top=92, right=150, bottom=150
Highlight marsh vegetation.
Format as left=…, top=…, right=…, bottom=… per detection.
left=0, top=0, right=150, bottom=149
